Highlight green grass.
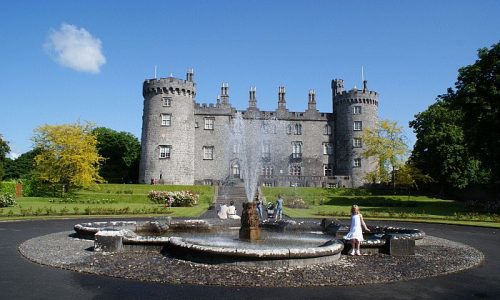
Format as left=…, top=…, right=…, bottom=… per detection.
left=2, top=184, right=499, bottom=228
left=0, top=183, right=214, bottom=218
left=262, top=187, right=500, bottom=227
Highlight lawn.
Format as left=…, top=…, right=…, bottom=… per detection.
left=262, top=187, right=500, bottom=227
left=0, top=183, right=214, bottom=219
left=1, top=183, right=498, bottom=228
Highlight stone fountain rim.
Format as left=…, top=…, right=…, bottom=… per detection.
left=168, top=236, right=344, bottom=259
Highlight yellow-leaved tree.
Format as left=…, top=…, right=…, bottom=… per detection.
left=362, top=119, right=409, bottom=191
left=33, top=122, right=104, bottom=192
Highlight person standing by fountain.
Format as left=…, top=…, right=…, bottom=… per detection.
left=344, top=205, right=370, bottom=255
left=275, top=195, right=284, bottom=221
left=256, top=196, right=263, bottom=219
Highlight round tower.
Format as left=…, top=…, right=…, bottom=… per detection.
left=332, top=79, right=378, bottom=187
left=139, top=69, right=196, bottom=184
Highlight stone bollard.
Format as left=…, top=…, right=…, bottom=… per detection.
left=385, top=236, right=415, bottom=256
left=94, top=230, right=124, bottom=252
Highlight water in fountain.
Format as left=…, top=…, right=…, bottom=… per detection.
left=229, top=112, right=289, bottom=202
left=230, top=112, right=263, bottom=201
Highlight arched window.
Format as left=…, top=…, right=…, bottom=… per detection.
left=294, top=123, right=302, bottom=135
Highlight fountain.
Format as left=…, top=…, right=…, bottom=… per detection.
left=71, top=113, right=425, bottom=265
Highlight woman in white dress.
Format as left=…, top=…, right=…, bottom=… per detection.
left=344, top=205, right=370, bottom=255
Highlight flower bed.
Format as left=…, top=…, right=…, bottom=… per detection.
left=148, top=190, right=199, bottom=207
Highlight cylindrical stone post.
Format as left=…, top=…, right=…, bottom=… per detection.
left=239, top=202, right=261, bottom=240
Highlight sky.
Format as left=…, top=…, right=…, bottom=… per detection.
left=0, top=0, right=499, bottom=158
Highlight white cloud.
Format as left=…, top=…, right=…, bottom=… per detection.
left=45, top=23, right=106, bottom=74
left=7, top=152, right=20, bottom=159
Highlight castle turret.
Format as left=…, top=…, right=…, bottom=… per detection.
left=332, top=78, right=378, bottom=187
left=220, top=82, right=230, bottom=107
left=248, top=86, right=257, bottom=108
left=307, top=89, right=316, bottom=111
left=139, top=72, right=196, bottom=184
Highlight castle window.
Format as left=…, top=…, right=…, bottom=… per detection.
left=324, top=124, right=332, bottom=135
left=261, top=166, right=273, bottom=176
left=287, top=124, right=292, bottom=135
left=323, top=164, right=333, bottom=176
left=162, top=97, right=172, bottom=107
left=233, top=144, right=240, bottom=154
left=161, top=114, right=171, bottom=126
left=262, top=142, right=271, bottom=160
left=289, top=164, right=301, bottom=176
left=159, top=145, right=171, bottom=159
left=353, top=106, right=362, bottom=114
left=353, top=138, right=362, bottom=148
left=294, top=123, right=302, bottom=135
left=204, top=117, right=214, bottom=130
left=292, top=142, right=302, bottom=159
left=353, top=121, right=362, bottom=131
left=323, top=143, right=333, bottom=155
left=203, top=146, right=214, bottom=160
left=353, top=158, right=361, bottom=168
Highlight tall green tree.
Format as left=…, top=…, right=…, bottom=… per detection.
left=449, top=42, right=500, bottom=182
left=409, top=100, right=487, bottom=190
left=362, top=119, right=409, bottom=190
left=3, top=148, right=41, bottom=180
left=0, top=135, right=10, bottom=180
left=409, top=42, right=499, bottom=190
left=32, top=122, right=104, bottom=191
left=93, top=127, right=141, bottom=183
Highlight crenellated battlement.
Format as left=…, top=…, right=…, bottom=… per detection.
left=143, top=77, right=196, bottom=98
left=194, top=102, right=235, bottom=115
left=333, top=83, right=379, bottom=106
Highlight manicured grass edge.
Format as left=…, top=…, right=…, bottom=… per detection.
left=1, top=212, right=499, bottom=229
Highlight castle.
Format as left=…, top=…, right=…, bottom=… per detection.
left=139, top=69, right=378, bottom=188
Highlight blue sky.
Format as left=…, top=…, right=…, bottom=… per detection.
left=1, top=0, right=499, bottom=157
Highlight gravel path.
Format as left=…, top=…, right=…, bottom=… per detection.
left=19, top=231, right=483, bottom=287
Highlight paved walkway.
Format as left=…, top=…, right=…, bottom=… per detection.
left=0, top=218, right=498, bottom=299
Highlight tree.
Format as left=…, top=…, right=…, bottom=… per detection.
left=409, top=100, right=488, bottom=191
left=32, top=122, right=104, bottom=191
left=409, top=42, right=498, bottom=191
left=362, top=119, right=409, bottom=191
left=93, top=127, right=141, bottom=183
left=3, top=148, right=41, bottom=180
left=449, top=42, right=500, bottom=183
left=0, top=135, right=10, bottom=180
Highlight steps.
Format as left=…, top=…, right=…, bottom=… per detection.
left=201, top=180, right=251, bottom=218
left=215, top=185, right=248, bottom=216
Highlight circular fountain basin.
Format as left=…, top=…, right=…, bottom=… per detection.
left=74, top=218, right=425, bottom=265
left=74, top=219, right=344, bottom=266
left=167, top=228, right=343, bottom=266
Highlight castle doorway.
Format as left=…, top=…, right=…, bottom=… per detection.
left=231, top=162, right=240, bottom=178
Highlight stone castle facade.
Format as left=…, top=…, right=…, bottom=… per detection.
left=139, top=69, right=378, bottom=188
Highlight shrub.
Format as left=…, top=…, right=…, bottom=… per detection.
left=148, top=190, right=199, bottom=207
left=286, top=197, right=309, bottom=209
left=0, top=193, right=16, bottom=207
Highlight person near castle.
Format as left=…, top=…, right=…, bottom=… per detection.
left=217, top=203, right=228, bottom=219
left=227, top=200, right=241, bottom=219
left=275, top=195, right=284, bottom=221
left=256, top=196, right=264, bottom=219
left=344, top=204, right=370, bottom=255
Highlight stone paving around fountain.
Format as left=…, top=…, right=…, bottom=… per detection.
left=3, top=218, right=499, bottom=299
left=18, top=229, right=483, bottom=287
